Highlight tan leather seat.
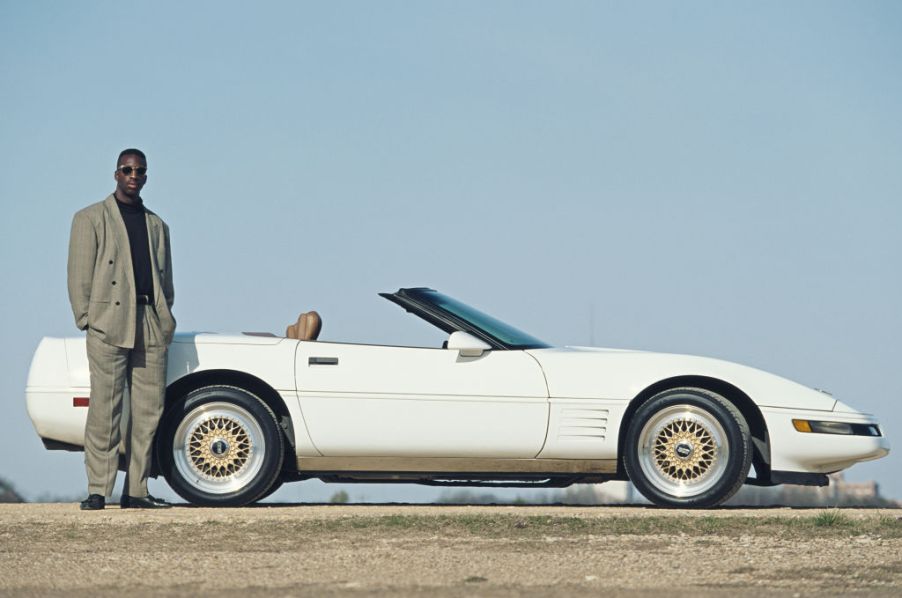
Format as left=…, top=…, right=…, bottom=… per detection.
left=286, top=311, right=322, bottom=341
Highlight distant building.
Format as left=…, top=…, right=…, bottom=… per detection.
left=570, top=473, right=895, bottom=507
left=425, top=473, right=895, bottom=507
left=556, top=481, right=638, bottom=505
left=728, top=473, right=894, bottom=507
left=827, top=474, right=880, bottom=502
left=0, top=477, right=25, bottom=503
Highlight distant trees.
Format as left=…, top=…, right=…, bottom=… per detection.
left=329, top=490, right=350, bottom=504
left=0, top=477, right=25, bottom=503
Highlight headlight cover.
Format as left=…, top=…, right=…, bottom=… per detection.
left=793, top=419, right=882, bottom=437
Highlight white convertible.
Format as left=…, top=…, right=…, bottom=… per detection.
left=26, top=288, right=890, bottom=507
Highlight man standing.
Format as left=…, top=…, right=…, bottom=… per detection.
left=67, top=149, right=176, bottom=510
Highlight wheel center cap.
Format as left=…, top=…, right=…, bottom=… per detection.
left=675, top=441, right=694, bottom=460
left=210, top=438, right=230, bottom=457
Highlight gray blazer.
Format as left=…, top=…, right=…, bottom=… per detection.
left=67, top=195, right=176, bottom=348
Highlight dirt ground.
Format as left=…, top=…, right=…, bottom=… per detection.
left=1, top=503, right=900, bottom=597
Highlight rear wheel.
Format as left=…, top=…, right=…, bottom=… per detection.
left=157, top=385, right=284, bottom=506
left=623, top=387, right=751, bottom=507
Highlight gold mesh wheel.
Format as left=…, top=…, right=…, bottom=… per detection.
left=172, top=401, right=267, bottom=495
left=637, top=404, right=729, bottom=498
left=187, top=416, right=252, bottom=479
left=652, top=418, right=717, bottom=482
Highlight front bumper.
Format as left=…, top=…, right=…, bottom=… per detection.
left=761, top=406, right=890, bottom=474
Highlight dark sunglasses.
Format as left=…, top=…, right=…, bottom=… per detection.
left=117, top=165, right=147, bottom=176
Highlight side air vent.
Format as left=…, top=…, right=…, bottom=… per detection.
left=557, top=408, right=608, bottom=441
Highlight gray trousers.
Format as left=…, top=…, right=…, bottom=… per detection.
left=85, top=305, right=168, bottom=497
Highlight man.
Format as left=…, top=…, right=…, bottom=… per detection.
left=67, top=149, right=176, bottom=510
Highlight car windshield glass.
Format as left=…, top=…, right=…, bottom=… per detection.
left=406, top=289, right=550, bottom=349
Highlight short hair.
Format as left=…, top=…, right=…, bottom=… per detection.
left=117, top=148, right=147, bottom=165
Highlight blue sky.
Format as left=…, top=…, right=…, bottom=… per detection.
left=1, top=1, right=900, bottom=502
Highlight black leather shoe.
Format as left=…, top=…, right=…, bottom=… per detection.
left=120, top=494, right=172, bottom=509
left=80, top=494, right=105, bottom=510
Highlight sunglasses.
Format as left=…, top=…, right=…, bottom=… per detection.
left=117, top=165, right=147, bottom=176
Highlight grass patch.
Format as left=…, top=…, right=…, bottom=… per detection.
left=264, top=512, right=902, bottom=541
left=10, top=511, right=898, bottom=553
left=812, top=510, right=852, bottom=527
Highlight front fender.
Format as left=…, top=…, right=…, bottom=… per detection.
left=527, top=347, right=836, bottom=412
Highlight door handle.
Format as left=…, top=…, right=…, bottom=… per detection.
left=309, top=357, right=338, bottom=366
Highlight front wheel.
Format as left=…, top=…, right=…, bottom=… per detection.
left=623, top=388, right=752, bottom=508
left=157, top=385, right=284, bottom=506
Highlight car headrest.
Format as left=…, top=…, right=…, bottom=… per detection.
left=286, top=311, right=322, bottom=341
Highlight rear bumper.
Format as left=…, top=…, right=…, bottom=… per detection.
left=27, top=389, right=89, bottom=448
left=42, top=438, right=84, bottom=452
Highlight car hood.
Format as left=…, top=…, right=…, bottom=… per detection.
left=526, top=345, right=838, bottom=412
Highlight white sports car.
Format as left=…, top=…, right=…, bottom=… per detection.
left=26, top=288, right=890, bottom=507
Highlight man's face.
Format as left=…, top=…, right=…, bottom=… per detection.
left=114, top=154, right=148, bottom=198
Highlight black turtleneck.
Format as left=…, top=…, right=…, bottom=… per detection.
left=116, top=197, right=154, bottom=302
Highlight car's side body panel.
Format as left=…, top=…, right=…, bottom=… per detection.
left=528, top=346, right=837, bottom=411
left=169, top=333, right=297, bottom=391
left=294, top=341, right=549, bottom=457
left=537, top=399, right=627, bottom=460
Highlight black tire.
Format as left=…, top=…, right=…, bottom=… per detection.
left=254, top=478, right=285, bottom=503
left=156, top=385, right=284, bottom=506
left=623, top=387, right=752, bottom=508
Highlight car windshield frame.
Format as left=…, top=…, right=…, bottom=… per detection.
left=380, top=288, right=551, bottom=350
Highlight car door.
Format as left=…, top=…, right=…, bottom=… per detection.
left=294, top=341, right=549, bottom=458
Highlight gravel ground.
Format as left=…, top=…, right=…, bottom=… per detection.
left=1, top=503, right=900, bottom=597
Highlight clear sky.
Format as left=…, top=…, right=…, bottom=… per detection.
left=1, top=1, right=900, bottom=503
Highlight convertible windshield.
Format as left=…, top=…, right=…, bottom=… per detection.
left=403, top=288, right=550, bottom=349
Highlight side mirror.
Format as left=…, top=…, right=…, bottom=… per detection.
left=446, top=331, right=492, bottom=357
